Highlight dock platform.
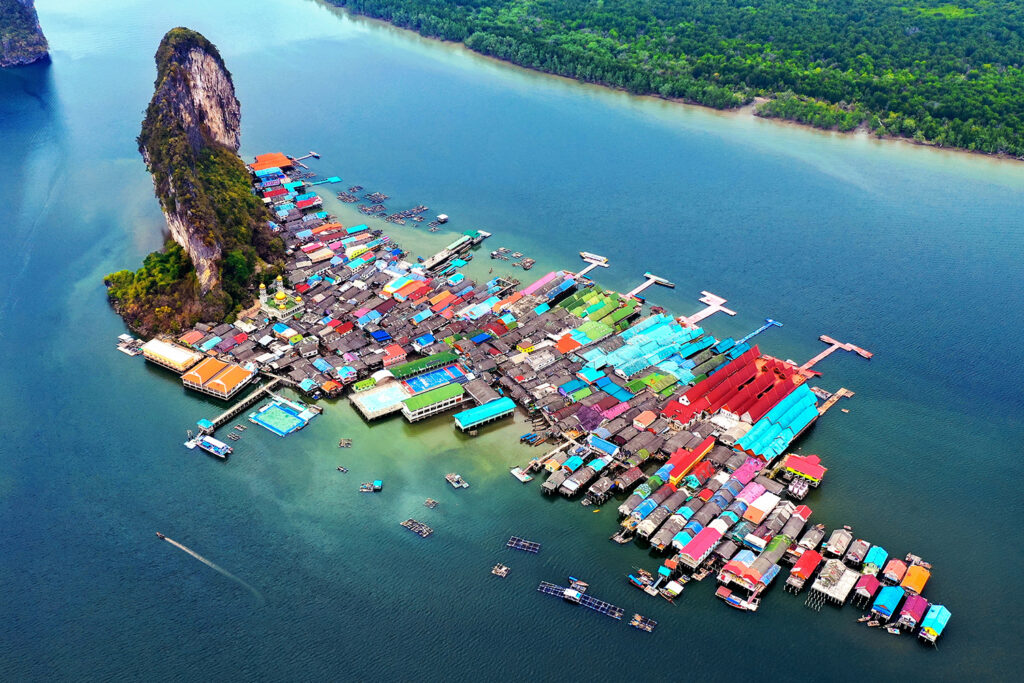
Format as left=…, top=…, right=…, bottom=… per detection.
left=400, top=519, right=433, bottom=537
left=201, top=378, right=280, bottom=434
left=507, top=536, right=541, bottom=554
left=817, top=387, right=855, bottom=415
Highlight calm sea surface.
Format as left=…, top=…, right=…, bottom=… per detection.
left=1, top=1, right=1022, bottom=680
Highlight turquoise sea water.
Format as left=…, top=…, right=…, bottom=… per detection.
left=1, top=0, right=1022, bottom=680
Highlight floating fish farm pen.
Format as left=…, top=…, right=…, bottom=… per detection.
left=507, top=536, right=541, bottom=553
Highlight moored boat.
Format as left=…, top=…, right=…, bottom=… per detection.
left=195, top=435, right=232, bottom=459
left=446, top=473, right=469, bottom=488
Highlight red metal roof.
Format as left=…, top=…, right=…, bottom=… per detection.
left=792, top=549, right=823, bottom=579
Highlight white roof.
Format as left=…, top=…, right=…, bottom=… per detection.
left=142, top=339, right=199, bottom=365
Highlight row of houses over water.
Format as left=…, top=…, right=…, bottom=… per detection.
left=133, top=155, right=948, bottom=644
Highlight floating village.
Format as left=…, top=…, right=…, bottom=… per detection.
left=128, top=151, right=950, bottom=645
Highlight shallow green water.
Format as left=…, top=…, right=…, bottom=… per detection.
left=0, top=0, right=1022, bottom=680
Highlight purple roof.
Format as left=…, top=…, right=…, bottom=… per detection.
left=576, top=405, right=604, bottom=432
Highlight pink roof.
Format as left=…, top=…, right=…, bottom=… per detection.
left=601, top=402, right=631, bottom=420
left=786, top=453, right=827, bottom=480
left=736, top=482, right=766, bottom=504
left=855, top=573, right=881, bottom=596
left=732, top=457, right=763, bottom=485
left=900, top=594, right=929, bottom=620
left=521, top=271, right=560, bottom=296
left=680, top=527, right=723, bottom=562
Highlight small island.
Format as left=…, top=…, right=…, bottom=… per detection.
left=0, top=0, right=49, bottom=67
left=105, top=28, right=283, bottom=336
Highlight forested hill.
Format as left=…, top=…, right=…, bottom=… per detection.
left=329, top=0, right=1024, bottom=156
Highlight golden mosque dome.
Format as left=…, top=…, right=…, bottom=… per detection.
left=294, top=295, right=303, bottom=303
left=259, top=283, right=266, bottom=289
left=275, top=291, right=287, bottom=301
left=276, top=275, right=283, bottom=281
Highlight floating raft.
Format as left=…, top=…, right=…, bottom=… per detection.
left=536, top=581, right=624, bottom=620
left=492, top=563, right=511, bottom=578
left=507, top=536, right=541, bottom=553
left=424, top=498, right=438, bottom=509
left=400, top=518, right=433, bottom=538
left=629, top=614, right=658, bottom=632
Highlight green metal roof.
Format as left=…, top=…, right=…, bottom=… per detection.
left=402, top=383, right=465, bottom=412
left=389, top=350, right=459, bottom=379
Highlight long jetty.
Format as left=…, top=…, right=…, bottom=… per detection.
left=202, top=378, right=280, bottom=434
left=800, top=335, right=873, bottom=372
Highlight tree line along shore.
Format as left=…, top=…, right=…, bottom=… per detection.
left=328, top=0, right=1024, bottom=158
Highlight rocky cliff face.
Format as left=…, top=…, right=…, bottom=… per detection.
left=139, top=28, right=242, bottom=294
left=105, top=28, right=281, bottom=336
left=0, top=0, right=49, bottom=67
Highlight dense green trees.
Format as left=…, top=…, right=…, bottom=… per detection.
left=329, top=0, right=1024, bottom=156
left=0, top=0, right=49, bottom=66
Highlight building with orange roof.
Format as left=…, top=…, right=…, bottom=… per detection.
left=382, top=344, right=408, bottom=368
left=178, top=330, right=205, bottom=347
left=555, top=335, right=581, bottom=354
left=182, top=357, right=254, bottom=399
left=204, top=365, right=255, bottom=399
left=250, top=152, right=291, bottom=171
left=182, top=357, right=228, bottom=389
left=900, top=564, right=931, bottom=595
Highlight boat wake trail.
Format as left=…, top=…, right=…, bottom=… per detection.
left=160, top=535, right=264, bottom=604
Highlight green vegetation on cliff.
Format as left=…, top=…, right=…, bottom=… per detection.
left=0, top=0, right=49, bottom=67
left=106, top=28, right=283, bottom=336
left=328, top=0, right=1024, bottom=156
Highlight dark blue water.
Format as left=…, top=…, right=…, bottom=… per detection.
left=1, top=0, right=1022, bottom=680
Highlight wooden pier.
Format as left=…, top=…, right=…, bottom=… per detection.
left=678, top=291, right=737, bottom=328
left=507, top=536, right=541, bottom=553
left=817, top=387, right=855, bottom=415
left=286, top=151, right=320, bottom=169
left=800, top=335, right=873, bottom=373
left=200, top=378, right=280, bottom=434
left=577, top=253, right=610, bottom=278
left=625, top=272, right=675, bottom=299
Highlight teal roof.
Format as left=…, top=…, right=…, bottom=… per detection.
left=454, top=397, right=515, bottom=428
left=921, top=604, right=951, bottom=635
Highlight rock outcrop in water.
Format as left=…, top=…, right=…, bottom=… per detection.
left=0, top=0, right=49, bottom=67
left=105, top=28, right=282, bottom=336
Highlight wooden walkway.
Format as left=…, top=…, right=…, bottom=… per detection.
left=204, top=378, right=280, bottom=433
left=818, top=387, right=855, bottom=415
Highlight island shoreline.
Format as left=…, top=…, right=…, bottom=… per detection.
left=322, top=3, right=1024, bottom=166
